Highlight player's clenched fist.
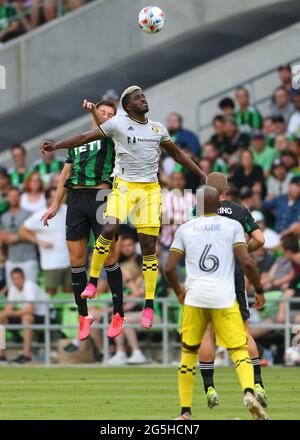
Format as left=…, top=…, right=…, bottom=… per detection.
left=41, top=140, right=55, bottom=153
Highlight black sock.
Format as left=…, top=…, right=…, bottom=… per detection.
left=145, top=299, right=154, bottom=309
left=89, top=276, right=98, bottom=287
left=105, top=263, right=124, bottom=317
left=199, top=361, right=215, bottom=393
left=244, top=388, right=254, bottom=395
left=252, top=357, right=264, bottom=387
left=181, top=407, right=191, bottom=415
left=71, top=267, right=88, bottom=316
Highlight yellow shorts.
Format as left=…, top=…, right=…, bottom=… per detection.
left=105, top=177, right=162, bottom=236
left=180, top=300, right=247, bottom=349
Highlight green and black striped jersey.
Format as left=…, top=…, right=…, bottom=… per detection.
left=65, top=139, right=115, bottom=187
left=235, top=106, right=262, bottom=134
left=8, top=168, right=30, bottom=190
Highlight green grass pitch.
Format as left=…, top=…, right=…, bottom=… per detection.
left=0, top=366, right=299, bottom=420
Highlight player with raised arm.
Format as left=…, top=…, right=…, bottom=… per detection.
left=41, top=85, right=206, bottom=331
left=166, top=186, right=268, bottom=420
left=41, top=99, right=125, bottom=342
left=190, top=172, right=268, bottom=409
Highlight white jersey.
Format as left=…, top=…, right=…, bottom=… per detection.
left=170, top=215, right=246, bottom=308
left=99, top=113, right=171, bottom=183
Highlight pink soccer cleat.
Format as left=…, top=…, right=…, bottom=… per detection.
left=80, top=283, right=97, bottom=299
left=140, top=307, right=154, bottom=329
left=78, top=315, right=93, bottom=341
left=106, top=313, right=125, bottom=339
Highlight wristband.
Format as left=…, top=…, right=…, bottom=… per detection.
left=255, top=288, right=264, bottom=295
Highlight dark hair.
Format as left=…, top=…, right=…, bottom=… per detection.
left=10, top=267, right=24, bottom=277
left=275, top=86, right=288, bottom=95
left=45, top=187, right=56, bottom=200
left=11, top=144, right=26, bottom=154
left=8, top=187, right=20, bottom=194
left=95, top=99, right=117, bottom=114
left=168, top=112, right=183, bottom=124
left=121, top=94, right=132, bottom=112
left=219, top=97, right=235, bottom=110
left=213, top=114, right=225, bottom=124
left=281, top=234, right=299, bottom=253
left=272, top=115, right=285, bottom=124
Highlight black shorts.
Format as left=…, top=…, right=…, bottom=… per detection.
left=7, top=315, right=45, bottom=325
left=236, top=290, right=250, bottom=321
left=66, top=189, right=108, bottom=241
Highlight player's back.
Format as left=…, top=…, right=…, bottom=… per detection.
left=171, top=214, right=246, bottom=309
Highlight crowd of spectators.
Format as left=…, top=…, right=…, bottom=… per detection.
left=0, top=0, right=91, bottom=45
left=1, top=64, right=300, bottom=364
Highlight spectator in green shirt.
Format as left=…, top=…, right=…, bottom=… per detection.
left=0, top=169, right=10, bottom=216
left=203, top=142, right=228, bottom=174
left=8, top=144, right=30, bottom=191
left=0, top=0, right=19, bottom=43
left=235, top=86, right=262, bottom=134
left=250, top=130, right=278, bottom=177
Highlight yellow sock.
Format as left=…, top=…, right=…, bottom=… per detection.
left=178, top=349, right=198, bottom=408
left=90, top=235, right=112, bottom=278
left=229, top=346, right=254, bottom=392
left=142, top=254, right=158, bottom=301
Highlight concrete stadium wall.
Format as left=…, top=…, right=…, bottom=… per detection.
left=0, top=21, right=298, bottom=168
left=0, top=0, right=285, bottom=116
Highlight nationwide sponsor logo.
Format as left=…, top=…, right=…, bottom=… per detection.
left=127, top=136, right=157, bottom=144
left=127, top=136, right=137, bottom=144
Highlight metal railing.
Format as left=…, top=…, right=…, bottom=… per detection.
left=196, top=56, right=300, bottom=141
left=0, top=297, right=299, bottom=366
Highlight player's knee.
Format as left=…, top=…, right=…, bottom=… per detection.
left=140, top=238, right=156, bottom=256
left=182, top=341, right=200, bottom=353
left=102, top=222, right=119, bottom=241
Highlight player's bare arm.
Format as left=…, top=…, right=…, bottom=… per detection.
left=248, top=229, right=265, bottom=253
left=40, top=128, right=103, bottom=153
left=165, top=250, right=185, bottom=305
left=82, top=99, right=102, bottom=126
left=161, top=140, right=207, bottom=183
left=234, top=244, right=265, bottom=310
left=41, top=163, right=71, bottom=226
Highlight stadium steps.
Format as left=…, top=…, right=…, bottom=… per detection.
left=0, top=0, right=300, bottom=150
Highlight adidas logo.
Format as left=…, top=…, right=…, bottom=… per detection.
left=128, top=126, right=135, bottom=131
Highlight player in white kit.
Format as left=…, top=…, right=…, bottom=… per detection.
left=165, top=186, right=268, bottom=420
left=41, top=85, right=206, bottom=333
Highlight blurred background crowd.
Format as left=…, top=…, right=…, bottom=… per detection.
left=1, top=63, right=300, bottom=365
left=0, top=0, right=92, bottom=45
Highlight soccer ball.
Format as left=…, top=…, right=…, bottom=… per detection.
left=138, top=6, right=166, bottom=34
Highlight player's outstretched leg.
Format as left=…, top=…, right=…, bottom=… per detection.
left=81, top=221, right=119, bottom=299
left=138, top=232, right=159, bottom=329
left=198, top=323, right=219, bottom=409
left=245, top=322, right=268, bottom=408
left=228, top=345, right=268, bottom=420
left=175, top=346, right=198, bottom=420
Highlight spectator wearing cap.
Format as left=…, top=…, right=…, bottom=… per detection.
left=251, top=210, right=281, bottom=250
left=167, top=112, right=201, bottom=157
left=218, top=97, right=235, bottom=117
left=0, top=169, right=10, bottom=216
left=278, top=64, right=293, bottom=94
left=271, top=86, right=295, bottom=124
left=262, top=176, right=300, bottom=233
left=220, top=116, right=250, bottom=157
left=287, top=91, right=300, bottom=136
left=232, top=149, right=265, bottom=198
left=267, top=158, right=293, bottom=200
left=280, top=149, right=298, bottom=174
left=250, top=130, right=278, bottom=176
left=235, top=86, right=262, bottom=134
left=210, top=115, right=225, bottom=150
